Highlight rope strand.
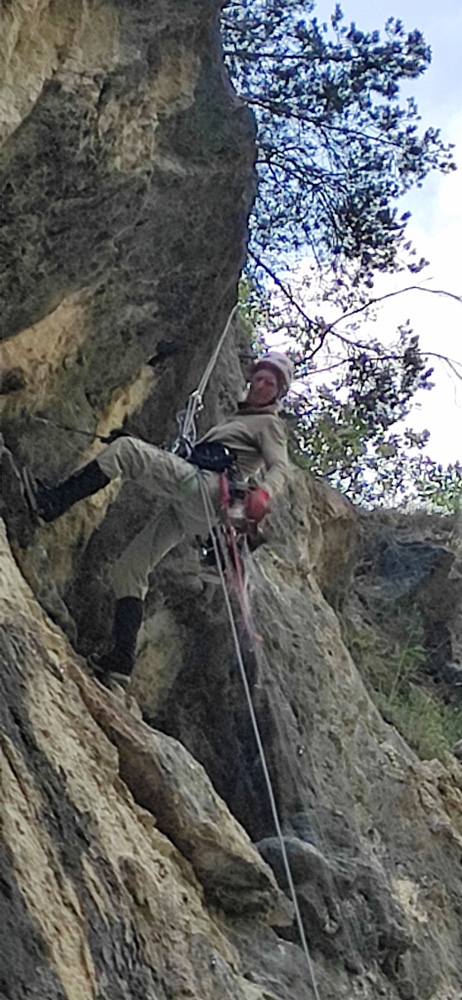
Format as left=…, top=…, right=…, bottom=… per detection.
left=198, top=478, right=322, bottom=1000
left=173, top=304, right=239, bottom=452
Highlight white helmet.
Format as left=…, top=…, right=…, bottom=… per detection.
left=253, top=352, right=294, bottom=396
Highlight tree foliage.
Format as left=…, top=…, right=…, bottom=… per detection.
left=239, top=276, right=462, bottom=509
left=286, top=336, right=462, bottom=509
left=290, top=327, right=430, bottom=498
left=226, top=2, right=460, bottom=508
left=222, top=0, right=454, bottom=297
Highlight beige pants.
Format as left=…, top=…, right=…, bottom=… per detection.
left=96, top=437, right=220, bottom=599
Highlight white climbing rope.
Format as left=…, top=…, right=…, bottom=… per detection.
left=172, top=304, right=239, bottom=454
left=198, top=478, right=322, bottom=1000
left=242, top=556, right=362, bottom=972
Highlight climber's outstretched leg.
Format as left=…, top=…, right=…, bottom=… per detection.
left=22, top=436, right=219, bottom=682
left=25, top=436, right=199, bottom=523
left=25, top=461, right=110, bottom=523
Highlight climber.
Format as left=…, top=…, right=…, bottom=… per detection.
left=25, top=352, right=293, bottom=680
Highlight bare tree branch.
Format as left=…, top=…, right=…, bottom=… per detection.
left=248, top=252, right=462, bottom=376
left=329, top=284, right=462, bottom=330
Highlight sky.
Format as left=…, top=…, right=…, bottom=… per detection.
left=311, top=0, right=462, bottom=464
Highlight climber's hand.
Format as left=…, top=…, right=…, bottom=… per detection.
left=244, top=485, right=271, bottom=524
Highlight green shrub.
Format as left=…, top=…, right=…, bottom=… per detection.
left=342, top=605, right=426, bottom=699
left=378, top=687, right=462, bottom=764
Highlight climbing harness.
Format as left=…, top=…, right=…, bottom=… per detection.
left=170, top=301, right=264, bottom=543
left=197, top=479, right=322, bottom=1000
left=186, top=441, right=237, bottom=474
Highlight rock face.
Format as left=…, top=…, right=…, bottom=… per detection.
left=0, top=0, right=255, bottom=481
left=352, top=508, right=462, bottom=692
left=2, top=4, right=462, bottom=1000
left=137, top=475, right=462, bottom=998
left=0, top=521, right=289, bottom=1000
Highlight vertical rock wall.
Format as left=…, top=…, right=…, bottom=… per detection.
left=0, top=0, right=255, bottom=628
left=2, top=3, right=462, bottom=1000
left=130, top=475, right=462, bottom=1000
left=0, top=0, right=255, bottom=481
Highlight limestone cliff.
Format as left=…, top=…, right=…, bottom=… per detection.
left=1, top=3, right=462, bottom=1000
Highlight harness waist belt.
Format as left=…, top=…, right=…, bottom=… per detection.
left=187, top=441, right=237, bottom=473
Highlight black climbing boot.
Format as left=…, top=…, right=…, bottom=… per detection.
left=24, top=460, right=110, bottom=523
left=90, top=597, right=144, bottom=683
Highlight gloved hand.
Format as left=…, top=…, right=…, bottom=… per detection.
left=244, top=485, right=271, bottom=524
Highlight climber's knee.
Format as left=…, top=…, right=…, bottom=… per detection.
left=97, top=436, right=141, bottom=481
left=111, top=558, right=149, bottom=601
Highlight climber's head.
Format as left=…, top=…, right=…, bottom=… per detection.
left=247, top=353, right=294, bottom=406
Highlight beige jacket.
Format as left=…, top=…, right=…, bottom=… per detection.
left=199, top=402, right=289, bottom=497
